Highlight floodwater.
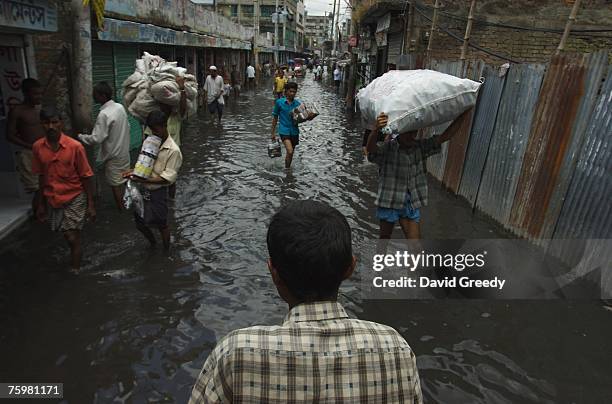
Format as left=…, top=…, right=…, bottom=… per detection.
left=1, top=76, right=611, bottom=403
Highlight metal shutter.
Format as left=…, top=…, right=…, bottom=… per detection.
left=91, top=42, right=114, bottom=123
left=387, top=32, right=403, bottom=66
left=113, top=44, right=141, bottom=150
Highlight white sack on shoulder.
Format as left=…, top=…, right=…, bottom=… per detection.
left=357, top=69, right=482, bottom=133
left=150, top=81, right=182, bottom=106
left=123, top=87, right=139, bottom=109
left=128, top=90, right=158, bottom=123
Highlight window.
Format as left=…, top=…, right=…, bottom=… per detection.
left=242, top=5, right=253, bottom=17
left=299, top=15, right=303, bottom=24
left=231, top=5, right=238, bottom=17
left=260, top=5, right=275, bottom=17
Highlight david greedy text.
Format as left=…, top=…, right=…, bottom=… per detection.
left=371, top=251, right=506, bottom=290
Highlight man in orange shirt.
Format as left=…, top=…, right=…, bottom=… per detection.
left=32, top=106, right=96, bottom=275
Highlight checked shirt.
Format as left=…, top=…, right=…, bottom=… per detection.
left=368, top=137, right=441, bottom=210
left=189, top=301, right=423, bottom=403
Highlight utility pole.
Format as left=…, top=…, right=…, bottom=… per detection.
left=274, top=0, right=279, bottom=65
left=238, top=0, right=241, bottom=24
left=254, top=0, right=259, bottom=81
left=331, top=0, right=338, bottom=56
left=282, top=0, right=287, bottom=58
left=71, top=0, right=93, bottom=132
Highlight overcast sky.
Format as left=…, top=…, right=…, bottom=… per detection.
left=305, top=0, right=350, bottom=21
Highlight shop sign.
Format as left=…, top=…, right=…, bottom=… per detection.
left=0, top=0, right=57, bottom=32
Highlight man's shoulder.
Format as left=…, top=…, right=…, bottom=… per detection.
left=32, top=137, right=45, bottom=151
left=346, top=318, right=412, bottom=347
left=211, top=325, right=284, bottom=357
left=62, top=134, right=84, bottom=149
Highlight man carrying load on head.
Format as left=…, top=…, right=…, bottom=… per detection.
left=366, top=110, right=471, bottom=239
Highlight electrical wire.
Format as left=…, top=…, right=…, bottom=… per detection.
left=413, top=5, right=523, bottom=64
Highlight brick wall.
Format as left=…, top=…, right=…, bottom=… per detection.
left=411, top=0, right=612, bottom=65
left=32, top=0, right=74, bottom=130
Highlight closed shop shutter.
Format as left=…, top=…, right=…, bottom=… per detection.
left=387, top=32, right=403, bottom=66
left=113, top=44, right=141, bottom=150
left=91, top=42, right=114, bottom=123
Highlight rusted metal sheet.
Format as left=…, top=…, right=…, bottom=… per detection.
left=442, top=59, right=484, bottom=194
left=551, top=65, right=612, bottom=241
left=425, top=60, right=462, bottom=181
left=475, top=63, right=546, bottom=227
left=458, top=64, right=507, bottom=206
left=538, top=52, right=609, bottom=242
left=509, top=54, right=592, bottom=239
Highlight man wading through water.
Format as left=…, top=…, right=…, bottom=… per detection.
left=124, top=110, right=183, bottom=250
left=32, top=107, right=96, bottom=275
left=270, top=82, right=314, bottom=169
left=367, top=110, right=471, bottom=239
left=79, top=81, right=131, bottom=210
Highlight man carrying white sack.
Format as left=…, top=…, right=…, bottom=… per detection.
left=366, top=109, right=471, bottom=239
left=204, top=66, right=224, bottom=124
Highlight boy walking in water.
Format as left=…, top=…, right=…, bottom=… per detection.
left=270, top=82, right=314, bottom=169
left=366, top=110, right=470, bottom=239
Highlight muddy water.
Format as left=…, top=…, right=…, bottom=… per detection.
left=1, top=76, right=611, bottom=403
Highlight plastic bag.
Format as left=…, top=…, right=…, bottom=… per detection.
left=357, top=69, right=482, bottom=133
left=292, top=103, right=320, bottom=124
left=123, top=180, right=144, bottom=218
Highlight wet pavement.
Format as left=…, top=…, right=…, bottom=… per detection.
left=1, top=76, right=611, bottom=403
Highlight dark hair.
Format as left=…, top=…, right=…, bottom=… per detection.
left=146, top=110, right=168, bottom=128
left=40, top=106, right=61, bottom=121
left=266, top=200, right=353, bottom=302
left=94, top=81, right=113, bottom=100
left=285, top=82, right=298, bottom=91
left=21, top=78, right=41, bottom=94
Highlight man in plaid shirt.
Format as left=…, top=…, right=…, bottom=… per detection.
left=366, top=110, right=471, bottom=239
left=189, top=200, right=423, bottom=403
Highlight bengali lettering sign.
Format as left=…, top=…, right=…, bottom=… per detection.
left=98, top=18, right=248, bottom=50
left=0, top=0, right=57, bottom=32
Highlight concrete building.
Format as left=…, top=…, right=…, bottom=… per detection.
left=305, top=14, right=330, bottom=52
left=217, top=0, right=305, bottom=62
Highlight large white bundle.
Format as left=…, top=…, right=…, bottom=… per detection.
left=128, top=90, right=159, bottom=123
left=122, top=52, right=198, bottom=122
left=149, top=75, right=198, bottom=107
left=357, top=69, right=482, bottom=133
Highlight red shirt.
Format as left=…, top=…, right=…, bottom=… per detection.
left=32, top=133, right=94, bottom=208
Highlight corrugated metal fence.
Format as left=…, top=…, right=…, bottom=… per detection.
left=425, top=51, right=611, bottom=259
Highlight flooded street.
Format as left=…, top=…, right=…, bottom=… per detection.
left=1, top=76, right=611, bottom=403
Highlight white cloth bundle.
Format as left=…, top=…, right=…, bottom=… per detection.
left=357, top=69, right=482, bottom=133
left=122, top=52, right=199, bottom=122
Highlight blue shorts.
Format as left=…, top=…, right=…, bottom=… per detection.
left=377, top=193, right=421, bottom=223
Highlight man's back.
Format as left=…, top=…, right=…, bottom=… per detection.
left=189, top=301, right=422, bottom=403
left=99, top=100, right=130, bottom=159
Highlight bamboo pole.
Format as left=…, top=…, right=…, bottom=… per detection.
left=460, top=0, right=477, bottom=61
left=402, top=2, right=414, bottom=54
left=426, top=0, right=440, bottom=57
left=556, top=0, right=582, bottom=54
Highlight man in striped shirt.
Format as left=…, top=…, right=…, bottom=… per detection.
left=189, top=200, right=423, bottom=403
